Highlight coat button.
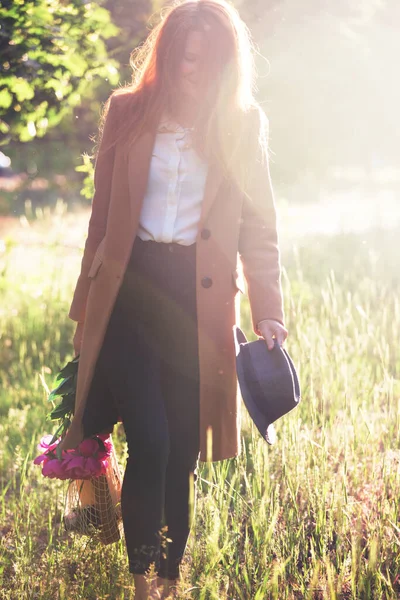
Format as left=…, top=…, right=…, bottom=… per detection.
left=201, top=276, right=213, bottom=289
left=201, top=228, right=211, bottom=240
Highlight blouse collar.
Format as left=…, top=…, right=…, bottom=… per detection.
left=158, top=112, right=194, bottom=134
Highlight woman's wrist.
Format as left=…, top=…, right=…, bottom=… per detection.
left=257, top=318, right=283, bottom=329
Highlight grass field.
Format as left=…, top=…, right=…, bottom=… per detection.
left=1, top=199, right=399, bottom=599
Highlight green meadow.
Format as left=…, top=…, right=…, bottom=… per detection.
left=1, top=200, right=399, bottom=599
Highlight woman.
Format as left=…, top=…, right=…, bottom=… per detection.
left=61, top=0, right=287, bottom=598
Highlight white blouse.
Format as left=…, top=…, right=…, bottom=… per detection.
left=135, top=116, right=208, bottom=246
left=131, top=114, right=275, bottom=333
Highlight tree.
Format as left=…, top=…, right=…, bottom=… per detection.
left=0, top=0, right=120, bottom=145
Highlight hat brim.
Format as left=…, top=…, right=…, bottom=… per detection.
left=235, top=341, right=277, bottom=445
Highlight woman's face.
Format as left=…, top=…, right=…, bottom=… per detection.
left=178, top=30, right=206, bottom=101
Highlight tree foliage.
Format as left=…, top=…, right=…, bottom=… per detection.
left=0, top=0, right=120, bottom=145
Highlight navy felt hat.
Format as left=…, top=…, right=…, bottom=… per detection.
left=234, top=325, right=301, bottom=444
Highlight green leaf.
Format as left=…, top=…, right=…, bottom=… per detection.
left=0, top=90, right=13, bottom=110
left=49, top=394, right=75, bottom=420
left=0, top=120, right=10, bottom=134
left=48, top=374, right=76, bottom=401
left=58, top=356, right=79, bottom=379
left=50, top=422, right=64, bottom=444
left=12, top=78, right=35, bottom=102
left=56, top=444, right=63, bottom=461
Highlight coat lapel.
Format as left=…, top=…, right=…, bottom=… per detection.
left=126, top=127, right=157, bottom=232
left=198, top=161, right=224, bottom=230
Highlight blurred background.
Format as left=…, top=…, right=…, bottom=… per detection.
left=1, top=0, right=399, bottom=235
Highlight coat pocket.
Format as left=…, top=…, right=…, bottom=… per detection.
left=232, top=269, right=246, bottom=294
left=88, top=237, right=106, bottom=279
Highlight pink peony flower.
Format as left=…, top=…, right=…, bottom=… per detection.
left=100, top=458, right=109, bottom=471
left=103, top=441, right=113, bottom=454
left=85, top=456, right=103, bottom=477
left=34, top=433, right=113, bottom=481
left=78, top=438, right=99, bottom=457
left=42, top=459, right=67, bottom=479
left=66, top=456, right=98, bottom=479
left=33, top=453, right=48, bottom=465
left=96, top=449, right=108, bottom=460
left=37, top=434, right=60, bottom=452
left=97, top=435, right=113, bottom=452
left=61, top=449, right=78, bottom=461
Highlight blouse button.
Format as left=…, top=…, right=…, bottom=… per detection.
left=201, top=228, right=211, bottom=240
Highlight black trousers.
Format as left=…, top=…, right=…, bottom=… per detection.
left=83, top=236, right=200, bottom=580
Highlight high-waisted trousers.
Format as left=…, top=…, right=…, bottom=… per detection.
left=82, top=235, right=200, bottom=580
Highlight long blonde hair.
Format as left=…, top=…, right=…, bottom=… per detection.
left=98, top=0, right=266, bottom=197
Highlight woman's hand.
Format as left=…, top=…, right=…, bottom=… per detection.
left=73, top=321, right=84, bottom=356
left=258, top=319, right=288, bottom=351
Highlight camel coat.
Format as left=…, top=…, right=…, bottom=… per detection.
left=61, top=91, right=284, bottom=462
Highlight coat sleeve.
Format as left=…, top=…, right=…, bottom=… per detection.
left=68, top=94, right=119, bottom=322
left=238, top=107, right=285, bottom=336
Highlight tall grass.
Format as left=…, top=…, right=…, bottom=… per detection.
left=0, top=207, right=399, bottom=599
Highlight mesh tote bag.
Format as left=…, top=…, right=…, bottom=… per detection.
left=63, top=436, right=123, bottom=545
left=34, top=356, right=123, bottom=545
